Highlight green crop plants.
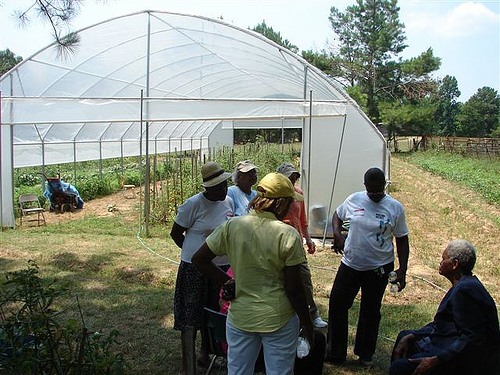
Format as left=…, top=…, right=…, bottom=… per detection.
left=396, top=150, right=500, bottom=207
left=147, top=142, right=302, bottom=226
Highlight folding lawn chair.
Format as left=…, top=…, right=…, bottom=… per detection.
left=19, top=194, right=46, bottom=226
left=203, top=307, right=228, bottom=375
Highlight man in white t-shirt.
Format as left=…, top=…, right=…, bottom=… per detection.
left=227, top=160, right=258, bottom=216
left=325, top=167, right=410, bottom=368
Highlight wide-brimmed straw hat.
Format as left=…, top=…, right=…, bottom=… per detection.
left=257, top=172, right=303, bottom=201
left=201, top=162, right=231, bottom=188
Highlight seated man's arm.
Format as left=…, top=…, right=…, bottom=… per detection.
left=392, top=333, right=416, bottom=360
left=391, top=323, right=436, bottom=361
left=409, top=356, right=440, bottom=374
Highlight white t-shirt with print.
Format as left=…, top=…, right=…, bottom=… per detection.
left=336, top=191, right=409, bottom=271
left=227, top=185, right=257, bottom=216
left=174, top=192, right=234, bottom=265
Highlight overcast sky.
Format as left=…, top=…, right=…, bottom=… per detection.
left=1, top=0, right=498, bottom=102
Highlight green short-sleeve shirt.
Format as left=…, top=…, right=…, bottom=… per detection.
left=206, top=210, right=305, bottom=332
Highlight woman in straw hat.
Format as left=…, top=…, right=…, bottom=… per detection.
left=193, top=172, right=313, bottom=375
left=170, top=162, right=233, bottom=374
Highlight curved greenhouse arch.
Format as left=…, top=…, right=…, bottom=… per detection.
left=1, top=10, right=387, bottom=230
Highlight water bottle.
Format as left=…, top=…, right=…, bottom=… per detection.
left=390, top=282, right=401, bottom=293
left=296, top=336, right=310, bottom=359
left=388, top=271, right=400, bottom=293
left=388, top=271, right=397, bottom=283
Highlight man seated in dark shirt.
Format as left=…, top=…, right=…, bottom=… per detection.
left=390, top=239, right=500, bottom=375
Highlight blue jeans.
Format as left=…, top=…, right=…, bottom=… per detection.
left=326, top=262, right=392, bottom=361
left=226, top=315, right=299, bottom=375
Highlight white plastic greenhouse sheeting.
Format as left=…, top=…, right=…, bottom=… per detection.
left=11, top=119, right=230, bottom=168
left=0, top=10, right=387, bottom=228
left=302, top=108, right=388, bottom=238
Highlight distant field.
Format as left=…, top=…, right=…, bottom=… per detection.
left=395, top=150, right=500, bottom=208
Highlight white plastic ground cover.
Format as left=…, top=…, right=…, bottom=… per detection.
left=0, top=10, right=386, bottom=228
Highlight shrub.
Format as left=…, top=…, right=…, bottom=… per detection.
left=77, top=176, right=113, bottom=201
left=122, top=172, right=142, bottom=187
left=15, top=173, right=40, bottom=187
left=0, top=261, right=125, bottom=374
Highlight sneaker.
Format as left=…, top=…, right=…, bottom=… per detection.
left=358, top=357, right=373, bottom=368
left=312, top=316, right=328, bottom=328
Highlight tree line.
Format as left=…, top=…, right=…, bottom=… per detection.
left=252, top=1, right=499, bottom=141
left=2, top=0, right=499, bottom=141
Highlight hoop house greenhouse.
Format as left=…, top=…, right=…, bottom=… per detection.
left=1, top=10, right=388, bottom=234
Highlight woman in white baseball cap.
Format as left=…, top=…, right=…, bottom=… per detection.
left=227, top=160, right=259, bottom=216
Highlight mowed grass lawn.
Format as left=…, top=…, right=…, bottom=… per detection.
left=1, top=155, right=499, bottom=374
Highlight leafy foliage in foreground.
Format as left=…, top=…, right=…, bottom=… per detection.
left=395, top=151, right=500, bottom=206
left=0, top=261, right=125, bottom=374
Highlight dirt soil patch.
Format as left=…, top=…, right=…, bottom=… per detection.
left=42, top=188, right=141, bottom=225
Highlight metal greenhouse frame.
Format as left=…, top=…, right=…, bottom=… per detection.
left=1, top=10, right=387, bottom=231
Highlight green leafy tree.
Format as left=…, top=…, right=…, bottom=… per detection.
left=327, top=8, right=362, bottom=86
left=346, top=85, right=368, bottom=112
left=378, top=48, right=441, bottom=138
left=328, top=0, right=441, bottom=125
left=491, top=126, right=500, bottom=138
left=435, top=75, right=461, bottom=136
left=328, top=0, right=407, bottom=121
left=380, top=98, right=437, bottom=147
left=457, top=87, right=500, bottom=137
left=252, top=20, right=298, bottom=53
left=301, top=49, right=337, bottom=76
left=0, top=49, right=23, bottom=76
left=395, top=48, right=441, bottom=100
